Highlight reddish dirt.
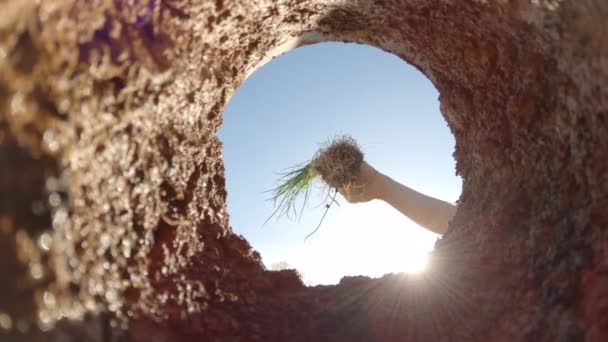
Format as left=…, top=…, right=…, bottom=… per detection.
left=0, top=0, right=606, bottom=341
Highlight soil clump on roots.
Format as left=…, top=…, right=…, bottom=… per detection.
left=312, top=136, right=364, bottom=191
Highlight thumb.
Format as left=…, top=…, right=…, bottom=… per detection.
left=337, top=186, right=351, bottom=202
left=338, top=184, right=358, bottom=203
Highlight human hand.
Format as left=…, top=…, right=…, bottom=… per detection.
left=339, top=161, right=381, bottom=203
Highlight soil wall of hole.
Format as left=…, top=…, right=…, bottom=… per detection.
left=0, top=0, right=606, bottom=341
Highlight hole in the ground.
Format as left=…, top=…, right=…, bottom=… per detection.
left=219, top=42, right=461, bottom=286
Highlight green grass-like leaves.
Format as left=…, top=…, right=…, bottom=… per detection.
left=266, top=135, right=361, bottom=240
left=265, top=162, right=318, bottom=224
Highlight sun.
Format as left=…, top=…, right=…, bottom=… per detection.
left=371, top=244, right=430, bottom=276
left=281, top=200, right=438, bottom=285
left=329, top=201, right=436, bottom=279
left=400, top=252, right=429, bottom=273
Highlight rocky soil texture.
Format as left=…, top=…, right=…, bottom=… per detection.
left=0, top=0, right=606, bottom=341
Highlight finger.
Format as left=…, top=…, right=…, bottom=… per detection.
left=337, top=187, right=354, bottom=203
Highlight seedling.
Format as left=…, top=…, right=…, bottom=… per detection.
left=266, top=135, right=364, bottom=240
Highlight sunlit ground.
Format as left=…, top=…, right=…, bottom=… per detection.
left=266, top=198, right=440, bottom=286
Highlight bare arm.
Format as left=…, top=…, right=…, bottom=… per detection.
left=371, top=172, right=455, bottom=235
left=340, top=161, right=456, bottom=235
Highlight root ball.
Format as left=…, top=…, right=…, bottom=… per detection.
left=312, top=136, right=364, bottom=190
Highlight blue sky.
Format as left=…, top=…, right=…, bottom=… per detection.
left=218, top=42, right=461, bottom=285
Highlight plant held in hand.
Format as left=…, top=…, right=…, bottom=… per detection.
left=266, top=135, right=364, bottom=240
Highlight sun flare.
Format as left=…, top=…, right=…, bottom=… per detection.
left=400, top=252, right=429, bottom=273
left=290, top=201, right=437, bottom=284
left=348, top=202, right=435, bottom=275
